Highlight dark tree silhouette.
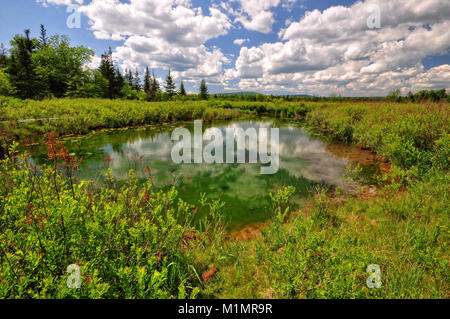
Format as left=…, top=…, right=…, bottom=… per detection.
left=199, top=79, right=208, bottom=100
left=179, top=80, right=186, bottom=96
left=164, top=69, right=176, bottom=99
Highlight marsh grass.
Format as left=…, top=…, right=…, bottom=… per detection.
left=198, top=171, right=448, bottom=299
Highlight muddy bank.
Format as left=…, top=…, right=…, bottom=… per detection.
left=227, top=221, right=270, bottom=241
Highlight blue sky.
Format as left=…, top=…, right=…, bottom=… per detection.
left=1, top=0, right=449, bottom=96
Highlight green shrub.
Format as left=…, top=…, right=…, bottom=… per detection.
left=0, top=148, right=224, bottom=298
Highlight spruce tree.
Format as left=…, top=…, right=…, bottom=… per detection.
left=199, top=79, right=208, bottom=100
left=148, top=72, right=160, bottom=101
left=125, top=69, right=133, bottom=87
left=164, top=69, right=176, bottom=99
left=8, top=29, right=43, bottom=99
left=39, top=24, right=48, bottom=47
left=112, top=67, right=125, bottom=97
left=179, top=80, right=186, bottom=96
left=99, top=47, right=124, bottom=99
left=133, top=69, right=140, bottom=91
left=152, top=72, right=160, bottom=91
left=144, top=66, right=151, bottom=94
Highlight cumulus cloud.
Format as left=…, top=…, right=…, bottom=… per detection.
left=222, top=0, right=296, bottom=33
left=233, top=38, right=249, bottom=46
left=79, top=1, right=231, bottom=46
left=226, top=0, right=450, bottom=95
left=75, top=0, right=232, bottom=81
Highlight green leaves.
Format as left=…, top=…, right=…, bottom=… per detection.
left=0, top=154, right=212, bottom=298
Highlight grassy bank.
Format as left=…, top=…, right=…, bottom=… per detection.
left=196, top=170, right=448, bottom=298
left=0, top=97, right=241, bottom=144
left=194, top=100, right=449, bottom=298
left=0, top=97, right=448, bottom=298
left=305, top=102, right=449, bottom=172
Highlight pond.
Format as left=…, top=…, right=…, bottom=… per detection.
left=26, top=119, right=380, bottom=230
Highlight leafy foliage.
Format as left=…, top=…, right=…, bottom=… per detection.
left=0, top=142, right=224, bottom=298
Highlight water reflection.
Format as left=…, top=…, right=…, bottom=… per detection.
left=101, top=121, right=351, bottom=189
left=27, top=120, right=358, bottom=228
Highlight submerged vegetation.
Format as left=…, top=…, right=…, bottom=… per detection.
left=0, top=95, right=448, bottom=299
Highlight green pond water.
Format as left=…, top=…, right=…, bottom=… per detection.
left=27, top=119, right=379, bottom=230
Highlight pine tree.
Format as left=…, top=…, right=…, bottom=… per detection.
left=148, top=72, right=160, bottom=101
left=144, top=66, right=151, bottom=94
left=125, top=69, right=133, bottom=86
left=113, top=67, right=125, bottom=97
left=199, top=79, right=208, bottom=100
left=152, top=72, right=160, bottom=91
left=39, top=24, right=48, bottom=47
left=8, top=29, right=43, bottom=99
left=133, top=69, right=141, bottom=91
left=164, top=69, right=176, bottom=99
left=179, top=80, right=186, bottom=96
left=99, top=47, right=124, bottom=99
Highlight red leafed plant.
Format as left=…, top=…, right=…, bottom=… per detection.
left=46, top=133, right=82, bottom=199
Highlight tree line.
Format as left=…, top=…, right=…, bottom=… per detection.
left=385, top=89, right=449, bottom=103
left=0, top=26, right=209, bottom=101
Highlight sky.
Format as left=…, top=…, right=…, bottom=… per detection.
left=0, top=0, right=449, bottom=96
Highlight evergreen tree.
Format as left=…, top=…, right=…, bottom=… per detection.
left=164, top=69, right=176, bottom=99
left=152, top=72, right=160, bottom=91
left=144, top=66, right=151, bottom=94
left=99, top=47, right=124, bottom=99
left=39, top=24, right=48, bottom=47
left=179, top=80, right=186, bottom=96
left=133, top=68, right=141, bottom=91
left=8, top=29, right=43, bottom=99
left=199, top=79, right=208, bottom=100
left=124, top=69, right=133, bottom=86
left=148, top=72, right=160, bottom=101
left=113, top=67, right=125, bottom=97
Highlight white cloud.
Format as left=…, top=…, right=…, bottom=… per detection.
left=80, top=1, right=231, bottom=47
left=223, top=0, right=296, bottom=33
left=226, top=0, right=450, bottom=95
left=75, top=0, right=232, bottom=80
left=85, top=55, right=101, bottom=70
left=233, top=38, right=249, bottom=46
left=115, top=36, right=229, bottom=83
